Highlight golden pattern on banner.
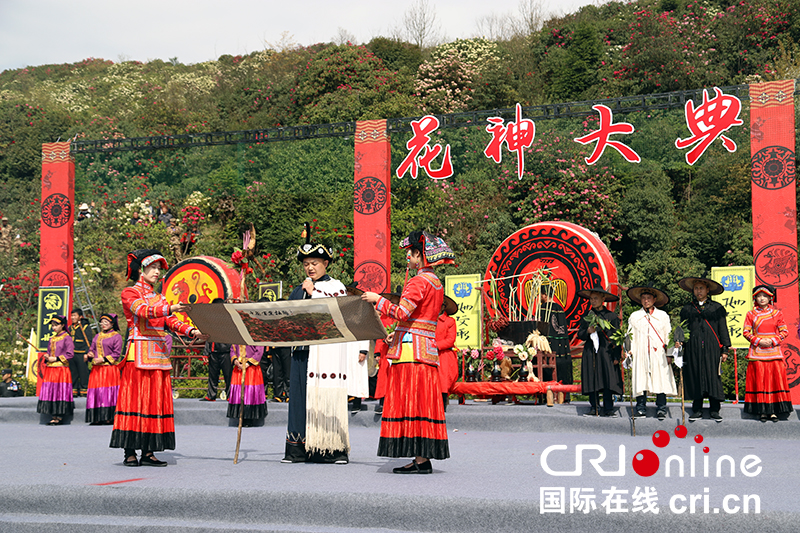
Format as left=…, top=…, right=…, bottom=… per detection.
left=41, top=142, right=73, bottom=163
left=355, top=119, right=388, bottom=144
left=750, top=79, right=796, bottom=109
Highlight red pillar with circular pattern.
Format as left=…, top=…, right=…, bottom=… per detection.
left=353, top=120, right=391, bottom=294
left=749, top=79, right=800, bottom=404
left=39, top=142, right=76, bottom=315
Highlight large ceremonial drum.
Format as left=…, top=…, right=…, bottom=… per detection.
left=161, top=256, right=245, bottom=327
left=484, top=221, right=618, bottom=339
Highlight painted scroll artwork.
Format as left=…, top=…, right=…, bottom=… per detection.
left=186, top=295, right=386, bottom=347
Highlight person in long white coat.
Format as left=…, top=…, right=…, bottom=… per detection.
left=625, top=286, right=677, bottom=420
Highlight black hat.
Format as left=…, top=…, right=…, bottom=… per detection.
left=678, top=277, right=724, bottom=296
left=126, top=249, right=167, bottom=282
left=99, top=313, right=120, bottom=332
left=627, top=285, right=670, bottom=308
left=576, top=286, right=619, bottom=302
left=296, top=222, right=334, bottom=262
left=1, top=368, right=11, bottom=375
left=441, top=295, right=458, bottom=316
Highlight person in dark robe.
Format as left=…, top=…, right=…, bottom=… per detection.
left=282, top=224, right=349, bottom=464
left=576, top=287, right=622, bottom=416
left=199, top=298, right=232, bottom=402
left=541, top=287, right=571, bottom=401
left=678, top=277, right=731, bottom=422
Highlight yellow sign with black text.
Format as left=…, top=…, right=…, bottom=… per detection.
left=711, top=266, right=755, bottom=349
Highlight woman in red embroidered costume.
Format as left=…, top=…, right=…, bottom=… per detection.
left=362, top=230, right=455, bottom=474
left=110, top=249, right=207, bottom=467
left=85, top=313, right=123, bottom=425
left=37, top=315, right=75, bottom=425
left=743, top=285, right=791, bottom=422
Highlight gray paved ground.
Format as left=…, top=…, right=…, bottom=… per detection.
left=1, top=396, right=799, bottom=532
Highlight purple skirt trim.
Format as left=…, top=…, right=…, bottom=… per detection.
left=228, top=383, right=266, bottom=406
left=86, top=385, right=119, bottom=409
left=39, top=380, right=73, bottom=403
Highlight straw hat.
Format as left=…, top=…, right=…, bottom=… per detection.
left=627, top=285, right=670, bottom=308
left=678, top=277, right=724, bottom=296
left=576, top=286, right=619, bottom=302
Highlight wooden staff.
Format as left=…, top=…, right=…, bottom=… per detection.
left=233, top=347, right=248, bottom=464
left=17, top=332, right=39, bottom=352
left=674, top=326, right=686, bottom=426
left=624, top=336, right=635, bottom=436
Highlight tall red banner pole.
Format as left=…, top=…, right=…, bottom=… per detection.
left=353, top=120, right=391, bottom=294
left=40, top=142, right=75, bottom=300
left=749, top=80, right=800, bottom=404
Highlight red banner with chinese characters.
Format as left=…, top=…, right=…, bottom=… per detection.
left=39, top=143, right=75, bottom=303
left=749, top=80, right=800, bottom=404
left=353, top=120, right=391, bottom=293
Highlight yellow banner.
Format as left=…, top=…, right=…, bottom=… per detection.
left=711, top=266, right=755, bottom=349
left=25, top=328, right=40, bottom=384
left=445, top=274, right=482, bottom=350
left=35, top=286, right=70, bottom=351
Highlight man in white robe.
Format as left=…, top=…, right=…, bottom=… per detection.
left=626, top=286, right=677, bottom=420
left=283, top=226, right=352, bottom=464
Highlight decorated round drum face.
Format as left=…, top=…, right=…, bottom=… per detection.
left=484, top=221, right=618, bottom=341
left=162, top=256, right=243, bottom=326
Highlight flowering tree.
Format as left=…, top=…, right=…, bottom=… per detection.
left=294, top=43, right=418, bottom=124
left=415, top=38, right=504, bottom=114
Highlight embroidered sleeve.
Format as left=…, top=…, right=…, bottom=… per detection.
left=122, top=287, right=171, bottom=320
left=165, top=314, right=194, bottom=337
left=88, top=336, right=99, bottom=360
left=775, top=310, right=789, bottom=343
left=107, top=334, right=124, bottom=363
left=743, top=311, right=756, bottom=345
left=376, top=278, right=425, bottom=321
left=60, top=337, right=75, bottom=362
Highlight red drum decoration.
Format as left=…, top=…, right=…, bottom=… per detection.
left=161, top=256, right=245, bottom=327
left=484, top=221, right=619, bottom=338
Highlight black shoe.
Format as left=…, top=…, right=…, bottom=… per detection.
left=280, top=456, right=306, bottom=463
left=710, top=412, right=722, bottom=422
left=657, top=409, right=667, bottom=421
left=600, top=409, right=616, bottom=417
left=770, top=414, right=779, bottom=422
left=689, top=411, right=703, bottom=421
left=374, top=406, right=383, bottom=415
left=123, top=455, right=140, bottom=467
left=199, top=396, right=215, bottom=402
left=392, top=460, right=432, bottom=474
left=140, top=454, right=168, bottom=467
left=633, top=410, right=646, bottom=419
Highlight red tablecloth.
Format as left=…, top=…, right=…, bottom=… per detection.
left=451, top=381, right=559, bottom=396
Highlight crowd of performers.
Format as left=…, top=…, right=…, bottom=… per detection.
left=29, top=229, right=795, bottom=474
left=579, top=279, right=793, bottom=423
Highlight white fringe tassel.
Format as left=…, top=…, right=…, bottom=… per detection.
left=305, top=386, right=350, bottom=454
